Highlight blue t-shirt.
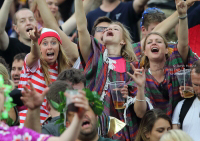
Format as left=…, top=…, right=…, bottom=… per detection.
left=86, top=1, right=141, bottom=42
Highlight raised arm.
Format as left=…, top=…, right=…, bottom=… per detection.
left=133, top=0, right=149, bottom=14
left=127, top=64, right=147, bottom=118
left=152, top=0, right=198, bottom=38
left=176, top=0, right=189, bottom=64
left=34, top=0, right=78, bottom=64
left=26, top=27, right=41, bottom=67
left=75, top=0, right=92, bottom=63
left=22, top=81, right=49, bottom=133
left=62, top=0, right=94, bottom=36
left=0, top=0, right=12, bottom=51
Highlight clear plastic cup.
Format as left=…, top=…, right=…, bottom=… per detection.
left=175, top=69, right=194, bottom=98
left=109, top=81, right=126, bottom=109
left=66, top=90, right=79, bottom=112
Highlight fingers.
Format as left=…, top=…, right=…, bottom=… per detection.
left=130, top=63, right=135, bottom=71
left=28, top=80, right=35, bottom=91
left=72, top=94, right=89, bottom=110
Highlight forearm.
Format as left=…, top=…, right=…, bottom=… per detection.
left=177, top=16, right=188, bottom=63
left=178, top=17, right=188, bottom=49
left=134, top=87, right=147, bottom=118
left=75, top=0, right=88, bottom=33
left=48, top=114, right=82, bottom=141
left=26, top=40, right=40, bottom=67
left=75, top=0, right=92, bottom=63
left=152, top=11, right=179, bottom=36
left=62, top=0, right=94, bottom=35
left=0, top=0, right=13, bottom=34
left=24, top=107, right=41, bottom=133
left=152, top=2, right=192, bottom=37
left=35, top=0, right=58, bottom=30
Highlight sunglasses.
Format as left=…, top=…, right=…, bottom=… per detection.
left=95, top=26, right=108, bottom=32
left=140, top=7, right=165, bottom=28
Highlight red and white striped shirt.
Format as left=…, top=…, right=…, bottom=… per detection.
left=18, top=55, right=58, bottom=126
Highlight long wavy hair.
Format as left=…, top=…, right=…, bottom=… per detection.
left=141, top=32, right=170, bottom=68
left=135, top=109, right=172, bottom=141
left=40, top=43, right=72, bottom=85
left=112, top=22, right=138, bottom=62
left=0, top=63, right=14, bottom=89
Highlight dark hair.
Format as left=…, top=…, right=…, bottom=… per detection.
left=191, top=60, right=200, bottom=74
left=46, top=80, right=73, bottom=110
left=57, top=68, right=86, bottom=86
left=0, top=56, right=9, bottom=73
left=135, top=109, right=172, bottom=141
left=143, top=12, right=166, bottom=30
left=13, top=53, right=26, bottom=62
left=91, top=16, right=112, bottom=36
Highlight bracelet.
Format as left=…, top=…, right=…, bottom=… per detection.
left=178, top=14, right=187, bottom=20
left=135, top=98, right=146, bottom=102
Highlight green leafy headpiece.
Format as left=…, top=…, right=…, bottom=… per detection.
left=0, top=75, right=15, bottom=121
left=50, top=88, right=104, bottom=134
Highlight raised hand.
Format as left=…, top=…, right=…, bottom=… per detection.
left=67, top=90, right=89, bottom=119
left=176, top=0, right=187, bottom=16
left=28, top=26, right=42, bottom=42
left=127, top=64, right=146, bottom=88
left=21, top=80, right=49, bottom=110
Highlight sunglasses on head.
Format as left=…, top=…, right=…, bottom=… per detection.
left=140, top=7, right=165, bottom=28
left=95, top=26, right=108, bottom=32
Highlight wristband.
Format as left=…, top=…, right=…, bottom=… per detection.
left=136, top=98, right=145, bottom=102
left=178, top=14, right=187, bottom=20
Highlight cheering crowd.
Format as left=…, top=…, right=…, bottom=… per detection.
left=0, top=0, right=200, bottom=141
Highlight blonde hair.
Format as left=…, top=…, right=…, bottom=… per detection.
left=0, top=64, right=14, bottom=89
left=160, top=129, right=193, bottom=141
left=112, top=22, right=138, bottom=62
left=142, top=32, right=170, bottom=68
left=40, top=43, right=72, bottom=85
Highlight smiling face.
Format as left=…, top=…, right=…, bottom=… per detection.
left=11, top=60, right=24, bottom=88
left=67, top=106, right=98, bottom=140
left=102, top=24, right=124, bottom=46
left=40, top=37, right=60, bottom=65
left=14, top=9, right=37, bottom=40
left=146, top=118, right=171, bottom=141
left=46, top=0, right=59, bottom=17
left=144, top=34, right=168, bottom=61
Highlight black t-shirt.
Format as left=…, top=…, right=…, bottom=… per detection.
left=0, top=37, right=30, bottom=68
left=86, top=1, right=141, bottom=42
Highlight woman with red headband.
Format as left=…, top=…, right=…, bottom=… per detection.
left=18, top=27, right=71, bottom=125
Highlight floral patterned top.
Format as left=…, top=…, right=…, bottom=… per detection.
left=0, top=122, right=51, bottom=141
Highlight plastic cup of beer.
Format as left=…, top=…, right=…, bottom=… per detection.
left=175, top=69, right=194, bottom=98
left=109, top=81, right=126, bottom=109
left=66, top=90, right=79, bottom=112
left=179, top=86, right=194, bottom=98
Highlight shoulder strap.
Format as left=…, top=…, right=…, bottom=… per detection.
left=179, top=95, right=196, bottom=129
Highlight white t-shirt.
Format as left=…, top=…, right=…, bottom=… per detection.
left=172, top=97, right=200, bottom=141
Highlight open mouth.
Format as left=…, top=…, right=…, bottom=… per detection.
left=107, top=31, right=114, bottom=37
left=151, top=47, right=159, bottom=53
left=26, top=27, right=33, bottom=33
left=13, top=77, right=20, bottom=82
left=47, top=52, right=55, bottom=59
left=82, top=120, right=90, bottom=128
